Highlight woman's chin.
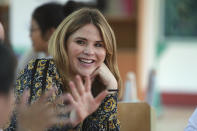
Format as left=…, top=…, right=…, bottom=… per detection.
left=78, top=71, right=93, bottom=78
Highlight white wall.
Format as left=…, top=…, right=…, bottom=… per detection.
left=141, top=0, right=197, bottom=94
left=158, top=42, right=197, bottom=93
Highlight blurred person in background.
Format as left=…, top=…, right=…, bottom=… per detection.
left=0, top=22, right=5, bottom=41
left=0, top=22, right=65, bottom=131
left=17, top=1, right=81, bottom=75
left=0, top=42, right=16, bottom=130
left=0, top=22, right=13, bottom=50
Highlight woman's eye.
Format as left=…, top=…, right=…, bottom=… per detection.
left=76, top=40, right=85, bottom=45
left=95, top=43, right=104, bottom=47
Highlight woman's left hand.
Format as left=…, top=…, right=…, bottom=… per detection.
left=67, top=75, right=108, bottom=127
left=91, top=63, right=118, bottom=90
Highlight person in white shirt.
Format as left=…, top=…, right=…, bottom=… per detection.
left=185, top=108, right=197, bottom=131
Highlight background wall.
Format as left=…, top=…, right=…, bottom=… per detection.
left=156, top=0, right=197, bottom=94
left=158, top=43, right=197, bottom=93
left=140, top=0, right=197, bottom=99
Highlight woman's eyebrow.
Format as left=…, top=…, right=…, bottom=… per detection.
left=75, top=37, right=104, bottom=43
left=75, top=37, right=87, bottom=41
left=96, top=40, right=104, bottom=43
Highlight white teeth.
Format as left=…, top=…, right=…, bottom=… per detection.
left=79, top=58, right=94, bottom=64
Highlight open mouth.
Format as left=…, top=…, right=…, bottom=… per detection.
left=78, top=58, right=95, bottom=64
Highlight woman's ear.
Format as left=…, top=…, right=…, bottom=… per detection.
left=44, top=27, right=55, bottom=41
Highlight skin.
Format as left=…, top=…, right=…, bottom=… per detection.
left=17, top=76, right=108, bottom=130
left=67, top=24, right=106, bottom=79
left=92, top=63, right=118, bottom=90
left=67, top=24, right=117, bottom=90
left=30, top=19, right=49, bottom=55
left=0, top=91, right=15, bottom=128
left=0, top=22, right=5, bottom=41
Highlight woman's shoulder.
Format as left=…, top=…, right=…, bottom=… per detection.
left=27, top=58, right=55, bottom=68
left=30, top=58, right=55, bottom=64
left=17, top=58, right=55, bottom=76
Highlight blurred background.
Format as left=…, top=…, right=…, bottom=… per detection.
left=0, top=0, right=197, bottom=130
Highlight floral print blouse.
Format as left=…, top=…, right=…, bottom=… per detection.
left=5, top=59, right=120, bottom=131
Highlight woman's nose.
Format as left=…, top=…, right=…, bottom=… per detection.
left=83, top=46, right=94, bottom=55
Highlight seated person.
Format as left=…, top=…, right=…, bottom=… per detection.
left=7, top=7, right=121, bottom=130
left=0, top=41, right=107, bottom=131
left=0, top=42, right=16, bottom=129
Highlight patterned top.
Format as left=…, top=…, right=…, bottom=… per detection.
left=5, top=59, right=120, bottom=131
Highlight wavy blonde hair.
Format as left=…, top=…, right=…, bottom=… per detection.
left=48, top=8, right=121, bottom=93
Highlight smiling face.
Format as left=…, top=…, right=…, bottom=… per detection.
left=66, top=24, right=106, bottom=78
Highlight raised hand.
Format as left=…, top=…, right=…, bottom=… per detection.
left=16, top=76, right=108, bottom=130
left=67, top=75, right=108, bottom=127
left=16, top=89, right=72, bottom=131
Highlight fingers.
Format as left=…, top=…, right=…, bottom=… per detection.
left=47, top=104, right=74, bottom=127
left=65, top=93, right=75, bottom=105
left=69, top=81, right=80, bottom=101
left=47, top=97, right=75, bottom=127
left=54, top=93, right=74, bottom=106
left=54, top=94, right=67, bottom=104
left=19, top=89, right=30, bottom=110
left=52, top=93, right=74, bottom=121
left=39, top=87, right=56, bottom=104
left=94, top=90, right=108, bottom=104
left=53, top=118, right=72, bottom=127
left=55, top=105, right=73, bottom=115
left=70, top=75, right=92, bottom=96
left=84, top=76, right=91, bottom=92
left=75, top=75, right=85, bottom=95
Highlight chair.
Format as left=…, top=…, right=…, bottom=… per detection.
left=117, top=102, right=156, bottom=131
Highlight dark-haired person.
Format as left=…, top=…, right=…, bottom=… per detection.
left=0, top=42, right=16, bottom=130
left=17, top=1, right=81, bottom=74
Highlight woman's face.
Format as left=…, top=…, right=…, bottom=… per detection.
left=67, top=24, right=106, bottom=78
left=30, top=19, right=48, bottom=52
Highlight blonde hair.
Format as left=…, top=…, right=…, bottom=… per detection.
left=48, top=8, right=122, bottom=93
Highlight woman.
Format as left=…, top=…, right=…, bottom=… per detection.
left=17, top=1, right=81, bottom=74
left=12, top=8, right=121, bottom=130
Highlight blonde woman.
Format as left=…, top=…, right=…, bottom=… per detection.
left=8, top=8, right=121, bottom=130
